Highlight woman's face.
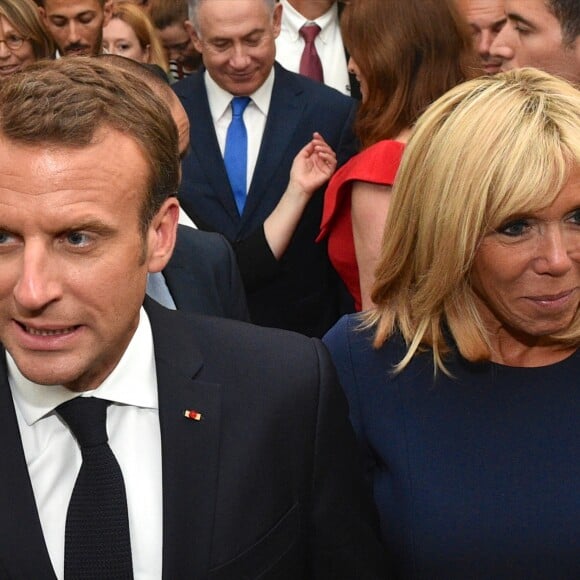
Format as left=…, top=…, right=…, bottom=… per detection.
left=347, top=55, right=368, bottom=102
left=471, top=168, right=580, bottom=350
left=0, top=15, right=36, bottom=79
left=102, top=17, right=149, bottom=63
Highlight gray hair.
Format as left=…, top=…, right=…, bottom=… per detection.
left=187, top=0, right=277, bottom=34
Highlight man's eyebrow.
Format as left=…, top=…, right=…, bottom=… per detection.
left=66, top=219, right=116, bottom=231
left=50, top=10, right=96, bottom=19
left=506, top=12, right=535, bottom=28
left=208, top=28, right=266, bottom=42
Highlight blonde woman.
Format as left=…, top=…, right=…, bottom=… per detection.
left=324, top=69, right=580, bottom=577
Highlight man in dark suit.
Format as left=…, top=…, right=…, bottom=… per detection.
left=150, top=225, right=250, bottom=320
left=275, top=0, right=361, bottom=99
left=0, top=58, right=387, bottom=578
left=97, top=55, right=249, bottom=321
left=175, top=0, right=359, bottom=338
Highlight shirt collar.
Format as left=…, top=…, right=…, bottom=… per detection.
left=8, top=307, right=158, bottom=426
left=205, top=66, right=275, bottom=121
left=280, top=0, right=338, bottom=44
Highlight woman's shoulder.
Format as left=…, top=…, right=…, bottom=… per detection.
left=333, top=139, right=405, bottom=187
left=319, top=140, right=405, bottom=237
left=323, top=314, right=407, bottom=375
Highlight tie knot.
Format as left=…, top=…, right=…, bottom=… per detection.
left=231, top=96, right=251, bottom=117
left=300, top=23, right=321, bottom=43
left=57, top=397, right=110, bottom=449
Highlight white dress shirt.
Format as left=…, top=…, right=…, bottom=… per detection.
left=8, top=308, right=163, bottom=580
left=276, top=0, right=351, bottom=96
left=204, top=68, right=273, bottom=196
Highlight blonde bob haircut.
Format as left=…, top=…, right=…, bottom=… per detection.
left=369, top=68, right=580, bottom=374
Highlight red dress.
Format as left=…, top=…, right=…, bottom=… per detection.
left=317, top=140, right=405, bottom=311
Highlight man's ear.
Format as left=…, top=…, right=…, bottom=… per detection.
left=102, top=0, right=114, bottom=27
left=272, top=3, right=283, bottom=39
left=146, top=197, right=180, bottom=274
left=38, top=5, right=47, bottom=24
left=184, top=20, right=203, bottom=54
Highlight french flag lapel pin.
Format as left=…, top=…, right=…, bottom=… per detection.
left=184, top=409, right=202, bottom=421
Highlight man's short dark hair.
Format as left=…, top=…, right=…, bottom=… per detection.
left=549, top=0, right=580, bottom=45
left=34, top=0, right=107, bottom=6
left=0, top=57, right=179, bottom=231
left=149, top=0, right=188, bottom=30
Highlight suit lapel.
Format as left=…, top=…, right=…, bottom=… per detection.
left=184, top=74, right=241, bottom=225
left=146, top=300, right=222, bottom=579
left=243, top=64, right=306, bottom=228
left=0, top=352, right=56, bottom=578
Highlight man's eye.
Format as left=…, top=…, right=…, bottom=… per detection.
left=66, top=232, right=90, bottom=246
left=513, top=24, right=531, bottom=35
left=492, top=20, right=507, bottom=34
left=210, top=41, right=230, bottom=51
left=0, top=231, right=15, bottom=244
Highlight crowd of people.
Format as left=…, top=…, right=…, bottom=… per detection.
left=0, top=0, right=579, bottom=577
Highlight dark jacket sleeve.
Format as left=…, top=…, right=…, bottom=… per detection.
left=307, top=339, right=390, bottom=578
left=231, top=226, right=280, bottom=293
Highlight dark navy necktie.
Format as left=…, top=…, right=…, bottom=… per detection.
left=299, top=23, right=323, bottom=82
left=57, top=397, right=133, bottom=579
left=224, top=96, right=251, bottom=215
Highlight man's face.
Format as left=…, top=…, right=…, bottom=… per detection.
left=39, top=0, right=113, bottom=56
left=158, top=22, right=199, bottom=71
left=0, top=129, right=178, bottom=392
left=190, top=0, right=282, bottom=96
left=490, top=0, right=580, bottom=83
left=459, top=0, right=506, bottom=74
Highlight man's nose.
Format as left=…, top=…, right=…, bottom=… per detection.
left=489, top=21, right=515, bottom=61
left=13, top=244, right=63, bottom=312
left=66, top=21, right=81, bottom=45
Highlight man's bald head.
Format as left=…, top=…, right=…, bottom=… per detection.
left=98, top=54, right=190, bottom=156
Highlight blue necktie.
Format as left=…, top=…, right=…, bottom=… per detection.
left=224, top=96, right=251, bottom=214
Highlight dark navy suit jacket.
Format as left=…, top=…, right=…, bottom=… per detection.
left=160, top=225, right=250, bottom=321
left=0, top=300, right=389, bottom=579
left=174, top=63, right=358, bottom=337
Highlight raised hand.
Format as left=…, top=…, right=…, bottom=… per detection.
left=288, top=132, right=337, bottom=198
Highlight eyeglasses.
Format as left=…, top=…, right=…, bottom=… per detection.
left=0, top=35, right=28, bottom=51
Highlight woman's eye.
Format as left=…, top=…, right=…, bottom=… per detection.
left=567, top=209, right=580, bottom=225
left=497, top=219, right=529, bottom=237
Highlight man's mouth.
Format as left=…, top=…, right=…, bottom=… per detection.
left=64, top=45, right=90, bottom=55
left=18, top=323, right=79, bottom=336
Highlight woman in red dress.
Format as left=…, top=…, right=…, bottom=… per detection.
left=318, top=0, right=479, bottom=310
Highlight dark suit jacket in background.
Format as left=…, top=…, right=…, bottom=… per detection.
left=0, top=299, right=388, bottom=579
left=174, top=63, right=358, bottom=337
left=162, top=225, right=250, bottom=321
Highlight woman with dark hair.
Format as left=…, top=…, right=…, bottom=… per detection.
left=0, top=0, right=53, bottom=79
left=318, top=0, right=478, bottom=311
